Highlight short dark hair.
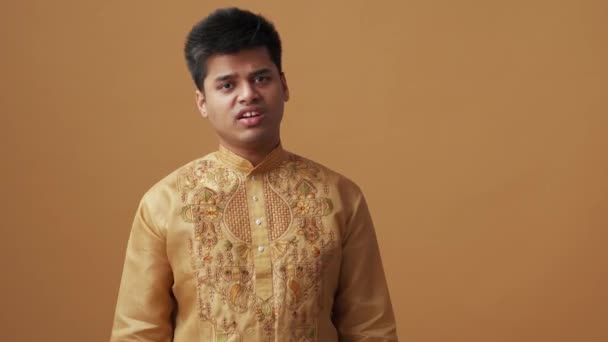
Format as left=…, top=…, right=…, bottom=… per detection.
left=184, top=7, right=283, bottom=91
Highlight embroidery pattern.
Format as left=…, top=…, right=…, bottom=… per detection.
left=179, top=159, right=254, bottom=338
left=266, top=156, right=336, bottom=340
left=263, top=180, right=292, bottom=241
left=179, top=154, right=336, bottom=341
left=223, top=185, right=252, bottom=243
left=267, top=156, right=334, bottom=247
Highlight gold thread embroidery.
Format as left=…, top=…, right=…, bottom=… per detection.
left=263, top=178, right=292, bottom=241
left=180, top=154, right=336, bottom=341
left=223, top=181, right=252, bottom=243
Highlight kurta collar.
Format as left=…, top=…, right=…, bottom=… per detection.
left=217, top=143, right=287, bottom=175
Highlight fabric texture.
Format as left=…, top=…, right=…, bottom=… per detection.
left=111, top=145, right=397, bottom=341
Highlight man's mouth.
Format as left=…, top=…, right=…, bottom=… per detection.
left=240, top=111, right=261, bottom=118
left=237, top=109, right=265, bottom=127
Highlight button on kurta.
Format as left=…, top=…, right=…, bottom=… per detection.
left=245, top=172, right=273, bottom=300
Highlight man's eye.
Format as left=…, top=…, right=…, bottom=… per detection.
left=254, top=76, right=270, bottom=83
left=219, top=83, right=233, bottom=90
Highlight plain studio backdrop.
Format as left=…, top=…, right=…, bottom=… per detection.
left=1, top=0, right=606, bottom=341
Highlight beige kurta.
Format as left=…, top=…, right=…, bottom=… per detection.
left=111, top=145, right=397, bottom=341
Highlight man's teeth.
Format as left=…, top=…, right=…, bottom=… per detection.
left=242, top=112, right=259, bottom=118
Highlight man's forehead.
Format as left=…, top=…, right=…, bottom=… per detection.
left=206, top=47, right=275, bottom=78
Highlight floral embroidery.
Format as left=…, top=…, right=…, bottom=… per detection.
left=268, top=158, right=334, bottom=248
left=179, top=154, right=334, bottom=341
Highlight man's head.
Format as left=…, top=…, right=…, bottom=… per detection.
left=185, top=8, right=283, bottom=91
left=184, top=8, right=289, bottom=153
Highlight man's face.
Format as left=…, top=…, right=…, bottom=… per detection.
left=196, top=47, right=289, bottom=151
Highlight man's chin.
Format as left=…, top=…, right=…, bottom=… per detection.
left=231, top=132, right=278, bottom=148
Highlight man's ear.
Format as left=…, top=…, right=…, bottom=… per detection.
left=280, top=72, right=290, bottom=102
left=195, top=89, right=208, bottom=118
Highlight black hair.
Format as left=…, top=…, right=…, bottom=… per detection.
left=184, top=7, right=283, bottom=91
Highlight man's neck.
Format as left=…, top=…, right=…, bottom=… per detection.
left=220, top=139, right=280, bottom=167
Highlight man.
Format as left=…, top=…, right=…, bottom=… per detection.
left=111, top=7, right=397, bottom=342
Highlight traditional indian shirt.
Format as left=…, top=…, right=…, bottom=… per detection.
left=111, top=145, right=397, bottom=341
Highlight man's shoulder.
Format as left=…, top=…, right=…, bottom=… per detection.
left=139, top=151, right=219, bottom=202
left=283, top=150, right=362, bottom=194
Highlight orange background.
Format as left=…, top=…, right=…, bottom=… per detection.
left=1, top=0, right=607, bottom=341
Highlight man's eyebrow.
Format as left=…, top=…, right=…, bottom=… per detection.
left=213, top=73, right=237, bottom=82
left=213, top=68, right=272, bottom=82
left=249, top=68, right=272, bottom=77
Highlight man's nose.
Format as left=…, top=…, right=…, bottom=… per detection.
left=238, top=82, right=260, bottom=104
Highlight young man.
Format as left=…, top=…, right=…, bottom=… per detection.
left=111, top=7, right=397, bottom=342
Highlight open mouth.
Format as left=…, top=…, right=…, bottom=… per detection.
left=237, top=109, right=265, bottom=127
left=240, top=111, right=261, bottom=118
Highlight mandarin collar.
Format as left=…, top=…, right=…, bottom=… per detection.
left=216, top=143, right=287, bottom=175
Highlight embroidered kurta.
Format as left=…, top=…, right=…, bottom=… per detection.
left=111, top=145, right=397, bottom=341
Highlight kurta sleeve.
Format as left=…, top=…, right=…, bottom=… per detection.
left=111, top=194, right=175, bottom=342
left=333, top=190, right=398, bottom=341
